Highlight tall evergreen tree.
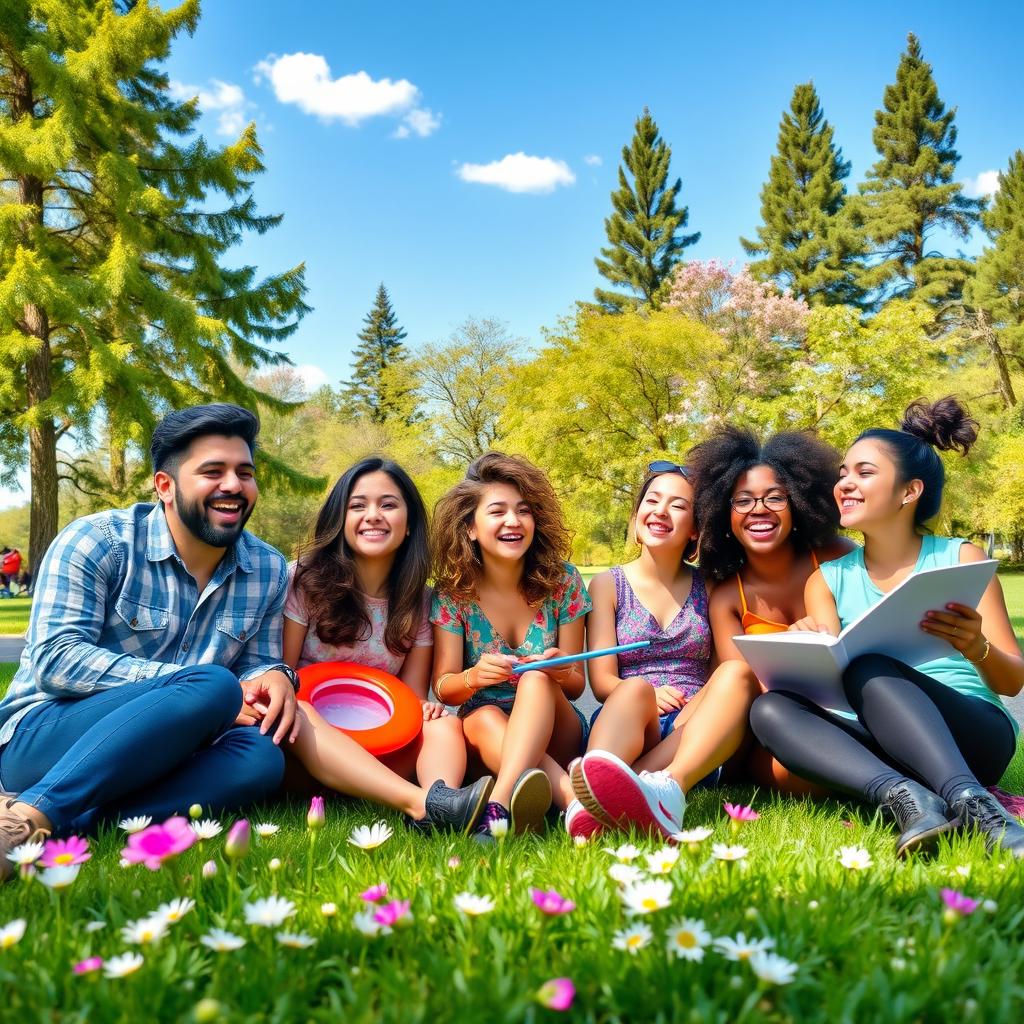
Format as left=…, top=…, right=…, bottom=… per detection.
left=340, top=283, right=411, bottom=423
left=968, top=150, right=1024, bottom=407
left=742, top=83, right=864, bottom=307
left=0, top=0, right=310, bottom=566
left=593, top=108, right=699, bottom=311
left=854, top=33, right=982, bottom=306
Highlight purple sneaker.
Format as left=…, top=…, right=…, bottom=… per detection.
left=474, top=801, right=511, bottom=843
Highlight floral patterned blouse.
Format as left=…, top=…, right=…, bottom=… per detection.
left=430, top=563, right=592, bottom=711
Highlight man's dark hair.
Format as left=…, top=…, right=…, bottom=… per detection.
left=150, top=404, right=260, bottom=476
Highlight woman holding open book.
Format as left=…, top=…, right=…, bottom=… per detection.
left=751, top=398, right=1024, bottom=858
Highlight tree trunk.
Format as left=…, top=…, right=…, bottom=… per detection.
left=976, top=309, right=1017, bottom=408
left=109, top=437, right=127, bottom=498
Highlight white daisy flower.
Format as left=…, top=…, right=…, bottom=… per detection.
left=84, top=921, right=106, bottom=933
left=890, top=957, right=907, bottom=971
left=0, top=919, right=27, bottom=949
left=321, top=902, right=337, bottom=917
left=191, top=819, right=223, bottom=841
left=154, top=898, right=195, bottom=925
left=347, top=821, right=393, bottom=850
left=121, top=916, right=169, bottom=945
left=37, top=864, right=81, bottom=889
left=268, top=858, right=282, bottom=872
left=118, top=816, right=152, bottom=834
left=275, top=932, right=316, bottom=948
left=672, top=827, right=713, bottom=845
left=602, top=843, right=642, bottom=863
left=103, top=952, right=145, bottom=978
left=611, top=923, right=653, bottom=953
left=983, top=899, right=998, bottom=914
left=352, top=908, right=388, bottom=937
left=953, top=864, right=971, bottom=879
left=748, top=949, right=799, bottom=985
left=608, top=863, right=644, bottom=887
left=666, top=917, right=712, bottom=961
left=837, top=846, right=873, bottom=871
left=645, top=846, right=680, bottom=875
left=243, top=896, right=296, bottom=928
left=5, top=841, right=44, bottom=866
left=453, top=892, right=496, bottom=916
left=620, top=878, right=674, bottom=916
left=714, top=932, right=776, bottom=962
left=255, top=823, right=280, bottom=837
left=200, top=928, right=247, bottom=952
left=711, top=843, right=748, bottom=863
left=488, top=817, right=509, bottom=839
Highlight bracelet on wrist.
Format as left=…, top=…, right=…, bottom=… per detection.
left=967, top=638, right=992, bottom=665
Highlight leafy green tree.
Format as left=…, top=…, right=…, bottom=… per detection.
left=969, top=151, right=1024, bottom=407
left=742, top=82, right=864, bottom=306
left=0, top=0, right=310, bottom=566
left=593, top=109, right=699, bottom=312
left=339, top=283, right=413, bottom=423
left=854, top=34, right=982, bottom=306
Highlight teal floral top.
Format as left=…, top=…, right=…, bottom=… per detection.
left=430, top=563, right=592, bottom=716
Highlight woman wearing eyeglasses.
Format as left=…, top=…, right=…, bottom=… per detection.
left=687, top=428, right=855, bottom=792
left=567, top=461, right=761, bottom=841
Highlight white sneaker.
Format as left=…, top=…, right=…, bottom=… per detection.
left=579, top=750, right=686, bottom=840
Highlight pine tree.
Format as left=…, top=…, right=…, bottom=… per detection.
left=854, top=33, right=982, bottom=306
left=339, top=284, right=411, bottom=423
left=968, top=150, right=1024, bottom=407
left=0, top=0, right=310, bottom=566
left=742, top=83, right=864, bottom=307
left=593, top=109, right=699, bottom=311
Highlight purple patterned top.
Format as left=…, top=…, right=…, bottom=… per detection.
left=611, top=566, right=711, bottom=700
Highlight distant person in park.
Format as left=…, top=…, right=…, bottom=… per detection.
left=0, top=404, right=296, bottom=878
left=431, top=452, right=591, bottom=838
left=689, top=428, right=855, bottom=793
left=280, top=457, right=491, bottom=833
left=751, top=398, right=1024, bottom=858
left=569, top=463, right=760, bottom=841
left=0, top=546, right=20, bottom=598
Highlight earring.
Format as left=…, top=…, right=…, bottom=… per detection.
left=725, top=530, right=731, bottom=538
left=792, top=525, right=798, bottom=533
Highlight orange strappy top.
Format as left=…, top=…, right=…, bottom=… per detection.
left=737, top=551, right=820, bottom=634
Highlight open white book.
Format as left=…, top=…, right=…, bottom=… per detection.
left=733, top=559, right=998, bottom=715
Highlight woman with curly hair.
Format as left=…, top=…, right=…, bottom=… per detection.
left=568, top=463, right=761, bottom=842
left=281, top=457, right=493, bottom=835
left=751, top=398, right=1024, bottom=858
left=689, top=427, right=855, bottom=792
left=431, top=452, right=591, bottom=837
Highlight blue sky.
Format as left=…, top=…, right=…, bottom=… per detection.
left=2, top=0, right=1023, bottom=506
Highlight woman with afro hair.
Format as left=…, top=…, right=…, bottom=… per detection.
left=689, top=427, right=855, bottom=792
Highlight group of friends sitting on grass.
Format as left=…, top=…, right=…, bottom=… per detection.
left=1, top=395, right=1023, bottom=881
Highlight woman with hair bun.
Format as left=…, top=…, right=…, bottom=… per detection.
left=751, top=398, right=1024, bottom=858
left=691, top=428, right=854, bottom=793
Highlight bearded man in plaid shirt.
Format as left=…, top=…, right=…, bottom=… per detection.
left=0, top=404, right=300, bottom=875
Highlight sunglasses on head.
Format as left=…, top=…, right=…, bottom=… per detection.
left=647, top=460, right=689, bottom=478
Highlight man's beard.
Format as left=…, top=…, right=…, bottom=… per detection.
left=174, top=491, right=253, bottom=549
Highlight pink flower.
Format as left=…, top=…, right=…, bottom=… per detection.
left=723, top=803, right=760, bottom=823
left=447, top=856, right=461, bottom=869
left=120, top=816, right=196, bottom=871
left=373, top=899, right=411, bottom=927
left=940, top=888, right=980, bottom=920
left=537, top=977, right=575, bottom=1012
left=307, top=796, right=325, bottom=831
left=73, top=956, right=104, bottom=975
left=224, top=820, right=250, bottom=861
left=360, top=883, right=388, bottom=903
left=530, top=887, right=576, bottom=916
left=39, top=836, right=91, bottom=868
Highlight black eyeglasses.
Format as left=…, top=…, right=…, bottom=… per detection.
left=648, top=461, right=689, bottom=478
left=730, top=494, right=789, bottom=514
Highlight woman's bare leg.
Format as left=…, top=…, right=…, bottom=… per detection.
left=541, top=689, right=585, bottom=810
left=587, top=677, right=662, bottom=763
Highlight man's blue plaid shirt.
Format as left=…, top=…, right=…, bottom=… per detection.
left=0, top=503, right=288, bottom=747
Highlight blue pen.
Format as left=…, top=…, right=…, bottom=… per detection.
left=510, top=640, right=651, bottom=674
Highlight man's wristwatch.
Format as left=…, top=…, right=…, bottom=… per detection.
left=269, top=663, right=300, bottom=693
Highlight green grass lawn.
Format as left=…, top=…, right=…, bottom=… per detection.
left=0, top=595, right=31, bottom=635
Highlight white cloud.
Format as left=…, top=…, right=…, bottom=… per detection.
left=255, top=53, right=430, bottom=131
left=294, top=364, right=330, bottom=395
left=394, top=107, right=441, bottom=139
left=168, top=79, right=250, bottom=136
left=964, top=169, right=1000, bottom=198
left=583, top=154, right=602, bottom=166
left=456, top=153, right=576, bottom=194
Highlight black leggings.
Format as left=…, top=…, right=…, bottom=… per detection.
left=750, top=654, right=1017, bottom=806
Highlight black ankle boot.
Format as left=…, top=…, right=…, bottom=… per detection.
left=881, top=780, right=957, bottom=858
left=949, top=786, right=1024, bottom=858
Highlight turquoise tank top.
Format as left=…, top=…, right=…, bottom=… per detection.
left=819, top=535, right=1018, bottom=736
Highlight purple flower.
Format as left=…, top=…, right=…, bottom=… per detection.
left=307, top=796, right=325, bottom=831
left=360, top=883, right=388, bottom=903
left=723, top=803, right=760, bottom=823
left=73, top=956, right=104, bottom=975
left=224, top=820, right=250, bottom=861
left=940, top=888, right=980, bottom=919
left=530, top=887, right=576, bottom=916
left=39, top=836, right=91, bottom=868
left=120, top=817, right=195, bottom=871
left=373, top=899, right=411, bottom=927
left=537, top=977, right=575, bottom=1011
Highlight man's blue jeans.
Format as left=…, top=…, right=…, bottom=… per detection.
left=0, top=665, right=284, bottom=831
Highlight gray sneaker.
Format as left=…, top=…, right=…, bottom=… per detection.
left=949, top=786, right=1024, bottom=858
left=408, top=777, right=494, bottom=835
